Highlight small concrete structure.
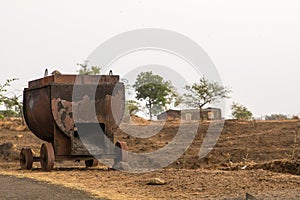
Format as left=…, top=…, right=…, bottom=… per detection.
left=157, top=107, right=222, bottom=120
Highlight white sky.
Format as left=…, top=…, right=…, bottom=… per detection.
left=1, top=0, right=300, bottom=118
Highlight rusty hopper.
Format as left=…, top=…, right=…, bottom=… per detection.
left=20, top=74, right=128, bottom=171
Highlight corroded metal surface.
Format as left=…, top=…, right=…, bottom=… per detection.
left=114, top=141, right=128, bottom=164
left=23, top=86, right=54, bottom=142
left=40, top=143, right=55, bottom=171
left=20, top=148, right=33, bottom=170
left=23, top=74, right=125, bottom=158
left=28, top=74, right=119, bottom=89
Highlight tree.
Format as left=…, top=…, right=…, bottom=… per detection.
left=183, top=77, right=230, bottom=120
left=166, top=84, right=181, bottom=109
left=77, top=60, right=101, bottom=75
left=122, top=100, right=141, bottom=122
left=133, top=71, right=177, bottom=120
left=125, top=100, right=140, bottom=116
left=231, top=102, right=253, bottom=120
left=0, top=79, right=23, bottom=122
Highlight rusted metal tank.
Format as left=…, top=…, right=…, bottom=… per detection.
left=20, top=74, right=128, bottom=171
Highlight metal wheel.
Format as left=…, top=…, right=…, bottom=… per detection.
left=20, top=148, right=33, bottom=170
left=85, top=159, right=99, bottom=167
left=114, top=141, right=128, bottom=164
left=40, top=143, right=55, bottom=171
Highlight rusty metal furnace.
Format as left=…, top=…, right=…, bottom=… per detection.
left=19, top=74, right=128, bottom=171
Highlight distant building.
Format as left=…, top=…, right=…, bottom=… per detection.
left=157, top=107, right=222, bottom=120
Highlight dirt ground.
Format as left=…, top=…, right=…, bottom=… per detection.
left=0, top=118, right=299, bottom=199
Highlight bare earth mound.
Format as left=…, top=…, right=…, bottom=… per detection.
left=0, top=119, right=299, bottom=199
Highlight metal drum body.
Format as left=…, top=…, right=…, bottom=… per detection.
left=23, top=75, right=125, bottom=157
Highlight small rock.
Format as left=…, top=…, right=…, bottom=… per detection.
left=14, top=126, right=28, bottom=132
left=0, top=142, right=13, bottom=160
left=241, top=165, right=247, bottom=170
left=0, top=142, right=13, bottom=151
left=15, top=134, right=24, bottom=139
left=147, top=178, right=166, bottom=185
left=246, top=193, right=257, bottom=200
left=112, top=161, right=131, bottom=171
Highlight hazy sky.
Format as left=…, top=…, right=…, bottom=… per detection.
left=1, top=0, right=300, bottom=118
